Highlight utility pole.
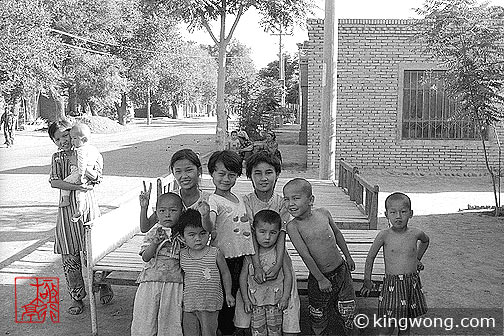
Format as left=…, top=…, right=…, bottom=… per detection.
left=319, top=0, right=336, bottom=180
left=271, top=27, right=292, bottom=108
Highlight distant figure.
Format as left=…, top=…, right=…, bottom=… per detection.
left=60, top=123, right=102, bottom=223
left=284, top=178, right=356, bottom=335
left=0, top=107, right=16, bottom=147
left=227, top=130, right=242, bottom=154
left=237, top=130, right=254, bottom=163
left=361, top=192, right=429, bottom=335
left=264, top=131, right=282, bottom=163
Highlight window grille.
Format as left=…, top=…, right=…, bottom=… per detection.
left=402, top=70, right=481, bottom=140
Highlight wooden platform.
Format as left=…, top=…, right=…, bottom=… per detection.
left=97, top=229, right=383, bottom=279
left=96, top=176, right=384, bottom=295
left=203, top=175, right=371, bottom=229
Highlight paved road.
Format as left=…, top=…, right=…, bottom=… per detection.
left=0, top=117, right=221, bottom=335
left=0, top=117, right=219, bottom=268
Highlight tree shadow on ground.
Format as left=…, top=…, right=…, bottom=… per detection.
left=0, top=134, right=215, bottom=178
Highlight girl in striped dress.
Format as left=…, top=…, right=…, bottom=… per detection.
left=179, top=209, right=234, bottom=336
left=48, top=120, right=113, bottom=315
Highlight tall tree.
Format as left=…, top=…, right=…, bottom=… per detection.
left=206, top=39, right=256, bottom=115
left=414, top=0, right=504, bottom=215
left=0, top=0, right=65, bottom=119
left=259, top=54, right=299, bottom=105
left=169, top=0, right=314, bottom=149
left=126, top=1, right=217, bottom=122
left=45, top=0, right=141, bottom=118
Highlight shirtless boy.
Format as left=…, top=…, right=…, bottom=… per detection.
left=284, top=178, right=356, bottom=335
left=361, top=192, right=430, bottom=335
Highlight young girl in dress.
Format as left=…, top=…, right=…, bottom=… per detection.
left=239, top=151, right=300, bottom=335
left=179, top=209, right=235, bottom=336
left=240, top=210, right=292, bottom=336
left=131, top=192, right=185, bottom=336
left=139, top=148, right=211, bottom=233
left=204, top=150, right=256, bottom=335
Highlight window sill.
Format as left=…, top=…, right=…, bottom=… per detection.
left=398, top=139, right=483, bottom=146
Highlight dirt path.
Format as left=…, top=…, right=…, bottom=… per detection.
left=0, top=117, right=502, bottom=335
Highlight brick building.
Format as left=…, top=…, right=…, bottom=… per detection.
left=301, top=18, right=503, bottom=173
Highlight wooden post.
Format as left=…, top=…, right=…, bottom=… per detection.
left=369, top=185, right=380, bottom=229
left=319, top=0, right=336, bottom=180
left=84, top=225, right=98, bottom=335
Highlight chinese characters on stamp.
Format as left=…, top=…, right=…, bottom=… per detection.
left=15, top=277, right=60, bottom=323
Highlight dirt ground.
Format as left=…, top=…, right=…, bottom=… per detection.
left=1, top=118, right=503, bottom=335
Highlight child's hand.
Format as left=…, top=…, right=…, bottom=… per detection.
left=417, top=259, right=425, bottom=272
left=318, top=277, right=332, bottom=293
left=346, top=256, right=355, bottom=272
left=139, top=181, right=152, bottom=208
left=243, top=299, right=253, bottom=313
left=278, top=296, right=290, bottom=311
left=196, top=200, right=210, bottom=217
left=360, top=279, right=373, bottom=297
left=226, top=295, right=235, bottom=308
left=78, top=184, right=93, bottom=191
left=253, top=267, right=266, bottom=284
left=154, top=227, right=169, bottom=244
left=265, top=264, right=281, bottom=281
left=279, top=202, right=289, bottom=223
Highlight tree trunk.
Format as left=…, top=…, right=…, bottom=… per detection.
left=68, top=86, right=77, bottom=115
left=216, top=39, right=228, bottom=149
left=171, top=102, right=178, bottom=119
left=116, top=93, right=127, bottom=125
left=88, top=101, right=97, bottom=116
left=26, top=90, right=39, bottom=122
left=146, top=87, right=151, bottom=125
left=49, top=86, right=66, bottom=120
left=480, top=125, right=500, bottom=216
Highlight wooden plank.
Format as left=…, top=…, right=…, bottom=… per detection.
left=93, top=176, right=383, bottom=293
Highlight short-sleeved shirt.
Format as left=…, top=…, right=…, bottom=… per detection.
left=180, top=246, right=223, bottom=312
left=243, top=192, right=289, bottom=231
left=49, top=149, right=102, bottom=254
left=208, top=193, right=255, bottom=259
left=245, top=249, right=284, bottom=306
left=177, top=189, right=211, bottom=211
left=228, top=138, right=241, bottom=153
left=137, top=224, right=183, bottom=283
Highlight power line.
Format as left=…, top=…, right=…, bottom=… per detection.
left=50, top=28, right=254, bottom=60
left=60, top=42, right=112, bottom=56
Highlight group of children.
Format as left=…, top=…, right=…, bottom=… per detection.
left=131, top=148, right=430, bottom=336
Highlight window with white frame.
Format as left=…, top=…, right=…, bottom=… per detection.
left=402, top=70, right=480, bottom=140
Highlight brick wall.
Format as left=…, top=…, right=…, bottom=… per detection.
left=305, top=18, right=503, bottom=173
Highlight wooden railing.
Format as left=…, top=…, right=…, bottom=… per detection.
left=338, top=159, right=379, bottom=229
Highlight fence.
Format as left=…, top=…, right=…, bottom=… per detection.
left=338, top=159, right=379, bottom=229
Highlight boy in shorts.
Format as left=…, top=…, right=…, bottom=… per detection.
left=361, top=192, right=430, bottom=335
left=284, top=178, right=356, bottom=335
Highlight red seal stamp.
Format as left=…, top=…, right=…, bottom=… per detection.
left=15, top=277, right=60, bottom=323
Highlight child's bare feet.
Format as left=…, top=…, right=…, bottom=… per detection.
left=99, top=284, right=114, bottom=304
left=68, top=299, right=84, bottom=315
left=60, top=196, right=70, bottom=207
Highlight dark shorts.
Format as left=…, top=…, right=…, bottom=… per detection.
left=378, top=272, right=427, bottom=319
left=307, top=261, right=356, bottom=330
